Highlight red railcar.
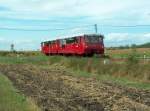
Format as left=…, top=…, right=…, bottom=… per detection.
left=41, top=34, right=104, bottom=56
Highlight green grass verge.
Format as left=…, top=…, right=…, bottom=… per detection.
left=0, top=55, right=149, bottom=90
left=0, top=74, right=40, bottom=111
left=96, top=75, right=150, bottom=90
left=61, top=68, right=150, bottom=90
left=0, top=55, right=48, bottom=64
left=0, top=55, right=64, bottom=66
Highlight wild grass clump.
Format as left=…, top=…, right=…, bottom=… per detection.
left=126, top=48, right=139, bottom=65
left=64, top=57, right=88, bottom=71
left=124, top=48, right=142, bottom=79
left=46, top=55, right=150, bottom=82
left=62, top=56, right=150, bottom=82
left=0, top=51, right=42, bottom=57
left=0, top=51, right=149, bottom=82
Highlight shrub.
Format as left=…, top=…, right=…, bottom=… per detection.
left=127, top=48, right=139, bottom=64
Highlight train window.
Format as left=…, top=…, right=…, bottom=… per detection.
left=66, top=37, right=78, bottom=44
left=85, top=36, right=102, bottom=43
left=99, top=37, right=103, bottom=43
left=43, top=40, right=56, bottom=46
left=62, top=39, right=66, bottom=45
left=41, top=42, right=43, bottom=46
left=60, top=39, right=66, bottom=48
left=44, top=42, right=49, bottom=46
left=76, top=37, right=81, bottom=43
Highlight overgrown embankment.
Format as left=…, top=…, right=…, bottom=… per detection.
left=0, top=52, right=150, bottom=83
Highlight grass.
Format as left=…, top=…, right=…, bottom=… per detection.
left=64, top=68, right=150, bottom=90
left=0, top=74, right=40, bottom=111
left=0, top=51, right=149, bottom=90
left=106, top=48, right=150, bottom=58
left=0, top=54, right=64, bottom=65
left=96, top=75, right=150, bottom=90
left=0, top=50, right=149, bottom=111
left=0, top=55, right=48, bottom=64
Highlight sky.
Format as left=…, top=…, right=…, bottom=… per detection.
left=0, top=0, right=150, bottom=50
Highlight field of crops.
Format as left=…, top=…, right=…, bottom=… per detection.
left=0, top=49, right=150, bottom=111
left=106, top=48, right=150, bottom=58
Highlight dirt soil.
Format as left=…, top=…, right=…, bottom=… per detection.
left=0, top=64, right=150, bottom=111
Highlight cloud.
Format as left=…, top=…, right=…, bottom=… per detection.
left=0, top=0, right=149, bottom=28
left=0, top=0, right=149, bottom=21
left=0, top=37, right=40, bottom=50
left=105, top=33, right=150, bottom=46
left=0, top=0, right=150, bottom=50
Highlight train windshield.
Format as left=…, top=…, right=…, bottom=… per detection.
left=85, top=35, right=103, bottom=43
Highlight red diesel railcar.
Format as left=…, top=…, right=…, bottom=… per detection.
left=41, top=34, right=104, bottom=56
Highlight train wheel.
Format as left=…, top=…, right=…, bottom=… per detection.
left=87, top=54, right=93, bottom=57
left=45, top=53, right=48, bottom=56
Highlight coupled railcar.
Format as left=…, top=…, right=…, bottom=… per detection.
left=41, top=34, right=104, bottom=56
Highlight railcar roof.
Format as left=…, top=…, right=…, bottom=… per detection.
left=42, top=33, right=104, bottom=43
left=58, top=33, right=104, bottom=39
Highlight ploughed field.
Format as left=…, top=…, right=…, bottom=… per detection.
left=0, top=64, right=149, bottom=111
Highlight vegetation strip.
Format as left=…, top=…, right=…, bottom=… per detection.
left=0, top=73, right=40, bottom=111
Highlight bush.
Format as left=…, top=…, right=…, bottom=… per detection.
left=127, top=48, right=139, bottom=64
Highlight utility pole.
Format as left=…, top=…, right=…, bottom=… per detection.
left=94, top=24, right=98, bottom=34
left=10, top=44, right=14, bottom=52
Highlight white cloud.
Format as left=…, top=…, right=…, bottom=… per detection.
left=144, top=33, right=150, bottom=37
left=0, top=36, right=40, bottom=50
left=0, top=0, right=150, bottom=50
left=0, top=37, right=4, bottom=41
left=0, top=0, right=150, bottom=21
left=105, top=33, right=129, bottom=42
left=105, top=33, right=150, bottom=46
